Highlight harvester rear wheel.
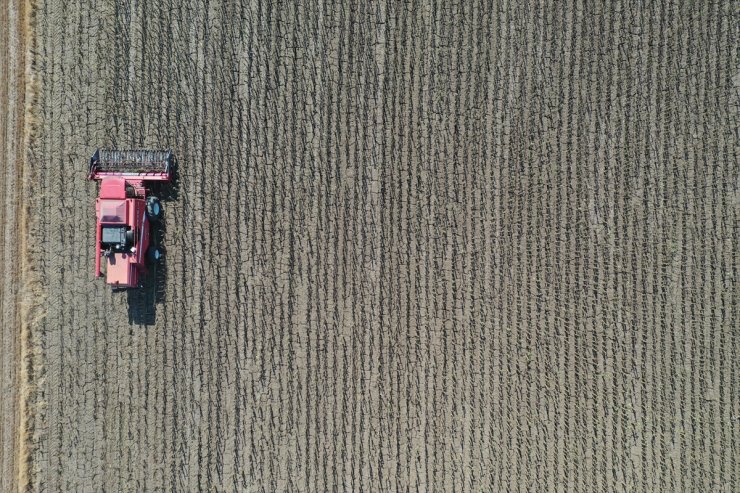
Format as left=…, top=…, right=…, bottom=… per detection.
left=147, top=246, right=163, bottom=264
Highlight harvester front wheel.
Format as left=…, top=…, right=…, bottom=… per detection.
left=146, top=197, right=162, bottom=220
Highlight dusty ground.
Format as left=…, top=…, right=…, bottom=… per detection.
left=11, top=0, right=740, bottom=491
left=1, top=0, right=30, bottom=491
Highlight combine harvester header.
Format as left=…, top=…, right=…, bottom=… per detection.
left=88, top=148, right=173, bottom=181
left=88, top=149, right=174, bottom=289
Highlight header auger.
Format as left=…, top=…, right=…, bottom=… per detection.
left=88, top=149, right=173, bottom=289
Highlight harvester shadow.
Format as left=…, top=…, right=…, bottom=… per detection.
left=126, top=158, right=180, bottom=325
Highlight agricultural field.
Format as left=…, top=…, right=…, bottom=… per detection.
left=1, top=0, right=737, bottom=491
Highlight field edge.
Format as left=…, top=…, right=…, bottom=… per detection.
left=17, top=0, right=44, bottom=491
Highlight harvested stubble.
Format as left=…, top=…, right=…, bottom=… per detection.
left=8, top=0, right=740, bottom=491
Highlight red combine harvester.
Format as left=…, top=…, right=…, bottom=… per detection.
left=88, top=149, right=173, bottom=289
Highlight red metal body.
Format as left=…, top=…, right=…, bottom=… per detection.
left=94, top=178, right=150, bottom=287
left=88, top=149, right=172, bottom=289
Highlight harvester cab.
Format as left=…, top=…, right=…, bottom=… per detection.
left=88, top=149, right=173, bottom=289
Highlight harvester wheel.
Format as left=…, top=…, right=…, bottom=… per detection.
left=146, top=197, right=162, bottom=220
left=147, top=246, right=163, bottom=264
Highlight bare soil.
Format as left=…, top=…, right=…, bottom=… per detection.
left=12, top=0, right=740, bottom=491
